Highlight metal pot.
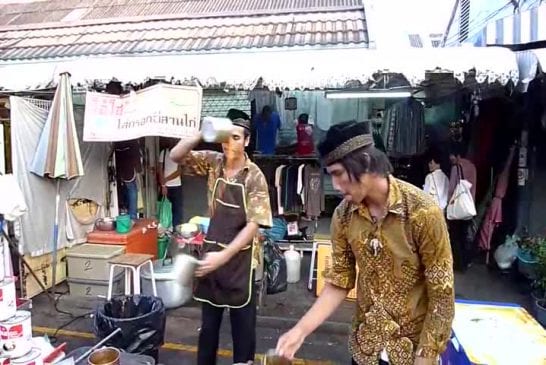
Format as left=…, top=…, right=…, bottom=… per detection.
left=201, top=116, right=233, bottom=143
left=140, top=259, right=194, bottom=308
left=88, top=347, right=120, bottom=365
left=94, top=217, right=116, bottom=231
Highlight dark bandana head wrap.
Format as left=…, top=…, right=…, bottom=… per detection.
left=318, top=120, right=375, bottom=165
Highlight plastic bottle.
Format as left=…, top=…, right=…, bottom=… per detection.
left=284, top=245, right=301, bottom=284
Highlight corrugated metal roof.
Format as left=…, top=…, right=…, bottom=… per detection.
left=0, top=9, right=368, bottom=61
left=0, top=0, right=363, bottom=27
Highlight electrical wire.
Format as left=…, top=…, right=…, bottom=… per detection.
left=444, top=1, right=515, bottom=46
left=445, top=0, right=542, bottom=45
left=49, top=291, right=94, bottom=344
left=53, top=291, right=77, bottom=317
left=49, top=312, right=94, bottom=345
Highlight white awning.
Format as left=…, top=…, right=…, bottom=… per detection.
left=0, top=46, right=518, bottom=91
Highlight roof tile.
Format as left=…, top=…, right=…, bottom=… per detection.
left=0, top=8, right=368, bottom=61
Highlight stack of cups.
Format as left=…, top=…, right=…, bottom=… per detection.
left=0, top=260, right=35, bottom=364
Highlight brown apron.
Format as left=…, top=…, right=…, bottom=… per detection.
left=194, top=177, right=253, bottom=308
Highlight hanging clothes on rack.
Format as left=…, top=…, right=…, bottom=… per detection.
left=303, top=164, right=323, bottom=217
left=254, top=156, right=323, bottom=218
left=382, top=98, right=426, bottom=157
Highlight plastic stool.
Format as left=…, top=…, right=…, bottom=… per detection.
left=107, top=253, right=157, bottom=300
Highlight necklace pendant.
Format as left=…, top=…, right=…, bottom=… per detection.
left=369, top=238, right=382, bottom=256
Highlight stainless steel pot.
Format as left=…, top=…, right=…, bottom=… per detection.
left=94, top=217, right=116, bottom=231
left=201, top=116, right=233, bottom=143
left=140, top=258, right=195, bottom=308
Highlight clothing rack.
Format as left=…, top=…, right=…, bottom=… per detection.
left=253, top=154, right=321, bottom=251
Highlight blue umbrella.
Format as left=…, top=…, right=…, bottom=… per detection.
left=30, top=72, right=84, bottom=294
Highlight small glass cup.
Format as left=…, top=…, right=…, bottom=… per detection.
left=262, top=349, right=291, bottom=365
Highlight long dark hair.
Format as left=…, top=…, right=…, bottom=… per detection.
left=336, top=145, right=393, bottom=181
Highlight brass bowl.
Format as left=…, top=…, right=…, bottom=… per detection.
left=88, top=347, right=120, bottom=365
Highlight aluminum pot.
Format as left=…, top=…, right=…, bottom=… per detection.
left=88, top=347, right=120, bottom=365
left=94, top=217, right=116, bottom=231
left=140, top=259, right=194, bottom=308
left=201, top=117, right=233, bottom=143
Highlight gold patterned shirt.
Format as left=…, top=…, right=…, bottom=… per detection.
left=328, top=176, right=454, bottom=365
left=180, top=150, right=273, bottom=264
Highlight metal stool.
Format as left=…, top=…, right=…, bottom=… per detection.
left=107, top=253, right=157, bottom=300
left=307, top=240, right=319, bottom=291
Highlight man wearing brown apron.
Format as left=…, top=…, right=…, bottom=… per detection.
left=171, top=111, right=272, bottom=365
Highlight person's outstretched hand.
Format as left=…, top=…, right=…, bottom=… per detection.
left=275, top=326, right=306, bottom=360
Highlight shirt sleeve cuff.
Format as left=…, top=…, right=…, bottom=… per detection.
left=247, top=217, right=272, bottom=229
left=416, top=347, right=440, bottom=359
left=326, top=274, right=355, bottom=290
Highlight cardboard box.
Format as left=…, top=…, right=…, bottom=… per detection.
left=316, top=242, right=358, bottom=300
left=20, top=249, right=67, bottom=298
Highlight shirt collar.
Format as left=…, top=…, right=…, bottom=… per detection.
left=220, top=153, right=251, bottom=172
left=348, top=175, right=404, bottom=216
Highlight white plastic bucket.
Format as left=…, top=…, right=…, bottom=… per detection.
left=0, top=278, right=17, bottom=321
left=0, top=311, right=32, bottom=359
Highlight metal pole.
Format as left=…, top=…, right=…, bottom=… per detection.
left=50, top=179, right=61, bottom=295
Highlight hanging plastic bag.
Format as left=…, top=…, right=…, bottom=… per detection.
left=447, top=165, right=476, bottom=221
left=157, top=197, right=172, bottom=230
left=264, top=240, right=287, bottom=294
left=447, top=181, right=476, bottom=220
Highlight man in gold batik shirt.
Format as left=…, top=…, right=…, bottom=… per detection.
left=276, top=121, right=454, bottom=365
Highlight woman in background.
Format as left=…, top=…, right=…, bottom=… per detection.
left=423, top=152, right=449, bottom=211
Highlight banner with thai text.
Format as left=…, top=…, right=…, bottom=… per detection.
left=83, top=84, right=202, bottom=141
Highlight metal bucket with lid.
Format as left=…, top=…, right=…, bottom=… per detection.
left=0, top=311, right=33, bottom=359
left=0, top=278, right=16, bottom=321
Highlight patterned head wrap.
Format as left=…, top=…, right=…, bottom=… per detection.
left=318, top=120, right=375, bottom=165
left=226, top=109, right=250, bottom=131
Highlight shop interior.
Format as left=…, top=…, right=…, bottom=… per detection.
left=0, top=70, right=527, bottom=279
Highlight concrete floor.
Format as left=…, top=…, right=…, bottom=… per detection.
left=26, top=254, right=534, bottom=365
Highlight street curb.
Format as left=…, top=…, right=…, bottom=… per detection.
left=168, top=306, right=351, bottom=335
left=54, top=297, right=351, bottom=335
